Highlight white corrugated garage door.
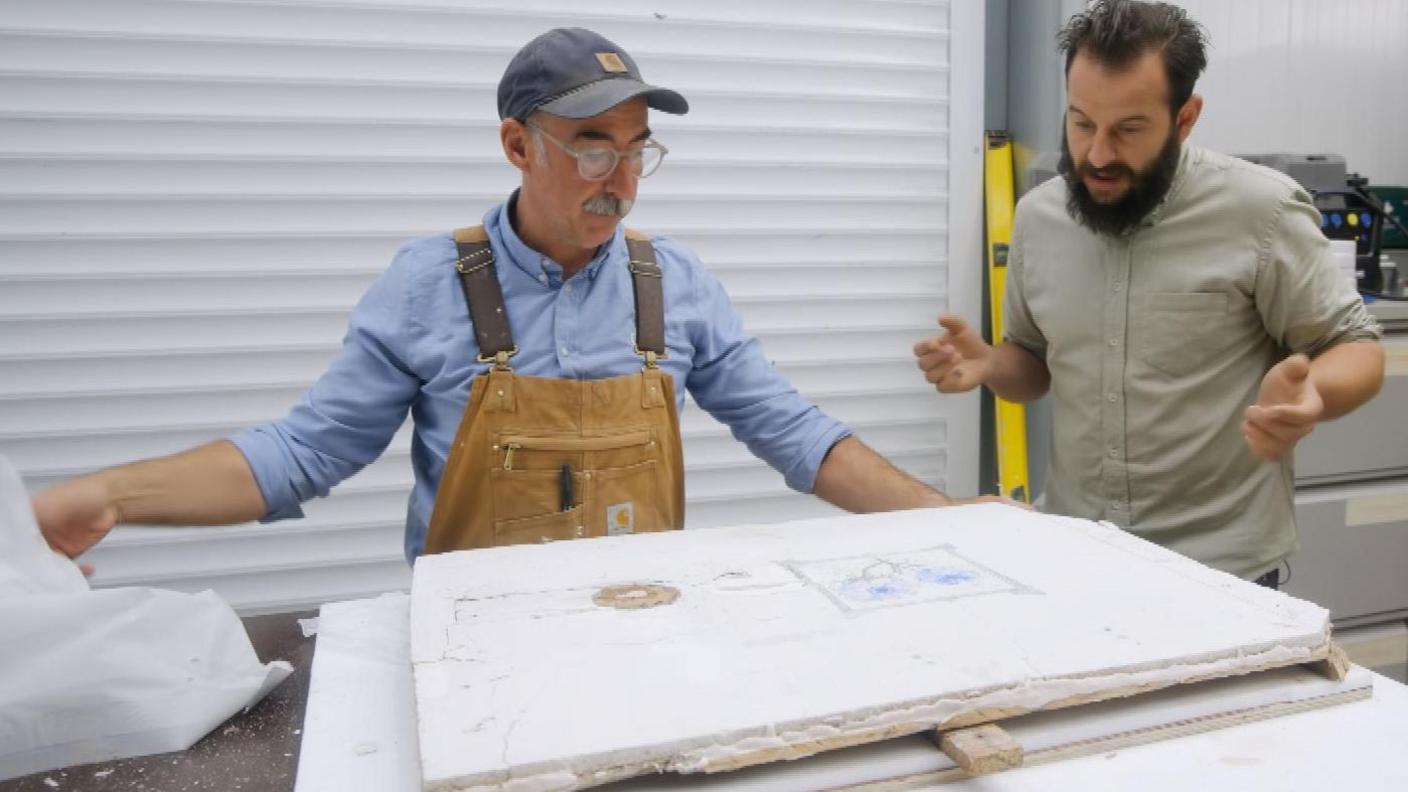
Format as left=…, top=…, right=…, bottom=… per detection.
left=0, top=0, right=982, bottom=613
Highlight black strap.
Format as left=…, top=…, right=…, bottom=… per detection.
left=452, top=226, right=516, bottom=365
left=625, top=229, right=666, bottom=363
left=451, top=225, right=665, bottom=366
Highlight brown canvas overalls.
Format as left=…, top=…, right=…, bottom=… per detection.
left=422, top=226, right=685, bottom=554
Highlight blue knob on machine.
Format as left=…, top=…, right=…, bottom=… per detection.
left=1330, top=213, right=1343, bottom=228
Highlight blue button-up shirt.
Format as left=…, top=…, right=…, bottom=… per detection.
left=231, top=196, right=851, bottom=559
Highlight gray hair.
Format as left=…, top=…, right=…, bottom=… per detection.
left=526, top=111, right=550, bottom=167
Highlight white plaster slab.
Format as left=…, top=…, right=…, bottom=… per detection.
left=295, top=593, right=422, bottom=792
left=296, top=595, right=1376, bottom=792
left=410, top=504, right=1332, bottom=791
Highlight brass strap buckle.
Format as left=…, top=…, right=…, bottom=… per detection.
left=628, top=261, right=662, bottom=278
left=476, top=348, right=518, bottom=370
left=635, top=348, right=663, bottom=369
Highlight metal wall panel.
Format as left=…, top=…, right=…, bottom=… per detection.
left=1174, top=0, right=1408, bottom=184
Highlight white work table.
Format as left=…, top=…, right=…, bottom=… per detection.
left=295, top=593, right=1408, bottom=792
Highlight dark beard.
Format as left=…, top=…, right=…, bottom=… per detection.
left=1059, top=127, right=1181, bottom=236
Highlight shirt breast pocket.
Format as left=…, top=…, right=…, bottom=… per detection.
left=1139, top=292, right=1233, bottom=378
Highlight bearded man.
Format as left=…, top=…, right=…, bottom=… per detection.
left=912, top=0, right=1384, bottom=585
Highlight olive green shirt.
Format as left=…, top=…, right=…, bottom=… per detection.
left=1004, top=146, right=1381, bottom=578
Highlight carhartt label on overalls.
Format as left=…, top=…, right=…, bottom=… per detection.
left=606, top=502, right=635, bottom=536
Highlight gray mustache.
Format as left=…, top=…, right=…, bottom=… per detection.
left=583, top=195, right=633, bottom=217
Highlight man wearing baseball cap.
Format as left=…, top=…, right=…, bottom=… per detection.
left=36, top=28, right=1003, bottom=566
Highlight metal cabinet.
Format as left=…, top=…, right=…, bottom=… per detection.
left=1290, top=481, right=1408, bottom=624
left=1286, top=302, right=1408, bottom=682
left=1297, top=331, right=1408, bottom=484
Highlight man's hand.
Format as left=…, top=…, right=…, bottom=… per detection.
left=913, top=315, right=994, bottom=393
left=31, top=476, right=119, bottom=575
left=1243, top=353, right=1324, bottom=461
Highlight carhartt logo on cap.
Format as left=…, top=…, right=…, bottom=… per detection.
left=595, top=52, right=628, bottom=73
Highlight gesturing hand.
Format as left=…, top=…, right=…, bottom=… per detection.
left=1243, top=353, right=1323, bottom=461
left=913, top=315, right=994, bottom=394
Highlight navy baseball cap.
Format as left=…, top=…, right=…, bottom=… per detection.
left=497, top=27, right=689, bottom=121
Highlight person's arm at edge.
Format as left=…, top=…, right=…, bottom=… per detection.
left=34, top=440, right=266, bottom=563
left=34, top=235, right=435, bottom=565
left=1312, top=339, right=1384, bottom=420
left=813, top=436, right=1024, bottom=512
left=813, top=436, right=950, bottom=511
left=985, top=340, right=1052, bottom=403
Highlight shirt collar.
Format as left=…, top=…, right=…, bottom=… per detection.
left=1139, top=144, right=1196, bottom=229
left=486, top=190, right=624, bottom=285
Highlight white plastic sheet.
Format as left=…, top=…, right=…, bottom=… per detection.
left=0, top=456, right=292, bottom=781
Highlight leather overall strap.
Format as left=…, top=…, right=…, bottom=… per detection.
left=453, top=226, right=516, bottom=367
left=624, top=228, right=666, bottom=365
left=451, top=225, right=666, bottom=367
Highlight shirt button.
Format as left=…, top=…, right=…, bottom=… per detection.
left=1107, top=338, right=1119, bottom=348
left=538, top=273, right=548, bottom=284
left=1108, top=447, right=1119, bottom=458
left=1110, top=501, right=1122, bottom=510
left=1112, top=282, right=1122, bottom=292
left=560, top=346, right=570, bottom=356
left=1106, top=392, right=1118, bottom=403
left=564, top=283, right=573, bottom=294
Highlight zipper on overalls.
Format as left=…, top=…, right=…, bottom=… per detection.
left=500, top=432, right=653, bottom=471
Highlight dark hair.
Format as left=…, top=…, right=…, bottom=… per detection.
left=1058, top=0, right=1208, bottom=112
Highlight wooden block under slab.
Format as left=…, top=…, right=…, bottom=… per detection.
left=1307, top=642, right=1352, bottom=681
left=936, top=723, right=1024, bottom=775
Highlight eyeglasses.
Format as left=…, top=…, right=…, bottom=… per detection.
left=526, top=122, right=668, bottom=180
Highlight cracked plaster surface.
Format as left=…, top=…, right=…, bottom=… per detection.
left=408, top=505, right=1331, bottom=791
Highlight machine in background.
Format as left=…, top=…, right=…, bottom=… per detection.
left=1240, top=153, right=1408, bottom=298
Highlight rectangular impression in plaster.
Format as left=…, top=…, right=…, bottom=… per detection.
left=783, top=544, right=1037, bottom=613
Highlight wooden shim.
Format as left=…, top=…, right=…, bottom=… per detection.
left=1307, top=642, right=1351, bottom=681
left=935, top=723, right=1023, bottom=775
left=833, top=680, right=1371, bottom=791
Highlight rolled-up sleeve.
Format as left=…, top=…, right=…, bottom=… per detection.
left=229, top=248, right=423, bottom=521
left=682, top=265, right=850, bottom=493
left=1255, top=190, right=1382, bottom=354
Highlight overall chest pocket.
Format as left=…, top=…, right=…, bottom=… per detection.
left=1138, top=292, right=1233, bottom=378
left=489, top=429, right=661, bottom=545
